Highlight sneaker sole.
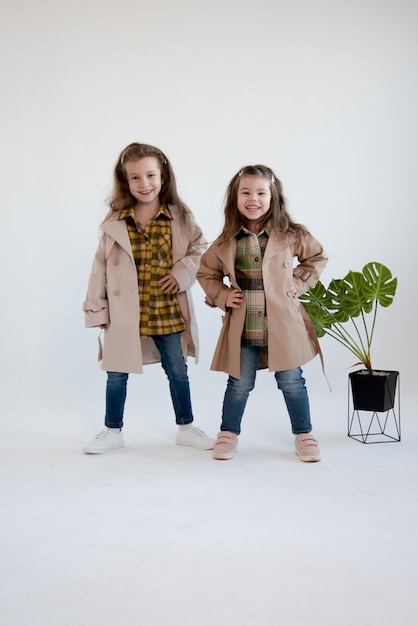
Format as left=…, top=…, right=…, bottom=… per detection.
left=212, top=449, right=237, bottom=460
left=83, top=443, right=125, bottom=454
left=175, top=440, right=215, bottom=450
left=296, top=452, right=321, bottom=462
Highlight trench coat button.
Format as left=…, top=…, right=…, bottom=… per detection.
left=113, top=289, right=120, bottom=296
left=287, top=290, right=292, bottom=297
left=113, top=258, right=120, bottom=266
left=284, top=261, right=290, bottom=268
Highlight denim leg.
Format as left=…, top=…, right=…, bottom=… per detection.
left=220, top=345, right=260, bottom=435
left=152, top=333, right=194, bottom=425
left=274, top=367, right=312, bottom=434
left=105, top=371, right=129, bottom=429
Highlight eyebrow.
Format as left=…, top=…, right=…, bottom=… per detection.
left=239, top=186, right=269, bottom=191
left=129, top=169, right=159, bottom=176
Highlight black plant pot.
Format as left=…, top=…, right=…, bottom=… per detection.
left=349, top=370, right=399, bottom=412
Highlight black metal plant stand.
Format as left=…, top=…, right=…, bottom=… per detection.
left=347, top=372, right=401, bottom=443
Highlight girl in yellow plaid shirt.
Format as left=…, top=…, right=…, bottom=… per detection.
left=83, top=143, right=214, bottom=454
left=197, top=165, right=328, bottom=462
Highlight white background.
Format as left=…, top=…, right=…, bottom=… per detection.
left=1, top=3, right=418, bottom=625
left=1, top=0, right=417, bottom=412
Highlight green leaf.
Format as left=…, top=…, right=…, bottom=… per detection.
left=301, top=261, right=398, bottom=372
left=337, top=271, right=373, bottom=316
left=300, top=301, right=333, bottom=337
left=362, top=262, right=398, bottom=308
left=300, top=282, right=336, bottom=336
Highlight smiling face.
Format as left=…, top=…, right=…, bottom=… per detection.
left=237, top=174, right=272, bottom=232
left=125, top=156, right=163, bottom=209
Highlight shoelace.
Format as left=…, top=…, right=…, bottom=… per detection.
left=190, top=427, right=206, bottom=437
left=95, top=429, right=113, bottom=440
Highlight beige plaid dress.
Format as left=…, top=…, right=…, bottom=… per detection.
left=235, top=228, right=269, bottom=347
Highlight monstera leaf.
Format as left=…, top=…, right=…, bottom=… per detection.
left=362, top=262, right=397, bottom=308
left=300, top=282, right=336, bottom=336
left=300, top=262, right=397, bottom=372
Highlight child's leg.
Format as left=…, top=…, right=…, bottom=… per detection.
left=105, top=371, right=129, bottom=429
left=220, top=345, right=260, bottom=434
left=274, top=367, right=312, bottom=434
left=274, top=368, right=320, bottom=461
left=82, top=371, right=127, bottom=454
left=151, top=332, right=193, bottom=425
left=152, top=332, right=214, bottom=449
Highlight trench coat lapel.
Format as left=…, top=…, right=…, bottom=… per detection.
left=262, top=231, right=290, bottom=264
left=102, top=218, right=134, bottom=259
left=220, top=239, right=238, bottom=286
left=170, top=208, right=184, bottom=264
left=102, top=206, right=193, bottom=264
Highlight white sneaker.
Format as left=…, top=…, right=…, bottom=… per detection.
left=83, top=428, right=125, bottom=454
left=175, top=426, right=215, bottom=450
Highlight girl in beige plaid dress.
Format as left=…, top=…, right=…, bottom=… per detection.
left=197, top=165, right=328, bottom=461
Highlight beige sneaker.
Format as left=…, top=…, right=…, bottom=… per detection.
left=212, top=431, right=238, bottom=460
left=295, top=433, right=321, bottom=462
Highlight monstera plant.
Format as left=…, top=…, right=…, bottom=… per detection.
left=299, top=261, right=397, bottom=374
left=300, top=262, right=399, bottom=433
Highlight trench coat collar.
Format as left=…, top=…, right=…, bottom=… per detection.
left=101, top=215, right=133, bottom=259
left=218, top=231, right=294, bottom=285
left=100, top=204, right=186, bottom=263
left=169, top=205, right=188, bottom=265
left=231, top=228, right=294, bottom=264
left=262, top=230, right=293, bottom=264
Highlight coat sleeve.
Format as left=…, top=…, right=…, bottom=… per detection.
left=196, top=244, right=233, bottom=311
left=170, top=215, right=207, bottom=292
left=82, top=232, right=110, bottom=327
left=292, top=232, right=328, bottom=295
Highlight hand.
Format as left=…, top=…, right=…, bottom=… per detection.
left=226, top=288, right=245, bottom=309
left=290, top=282, right=298, bottom=299
left=158, top=274, right=180, bottom=294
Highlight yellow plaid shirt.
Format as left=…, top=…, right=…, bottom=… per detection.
left=119, top=205, right=186, bottom=337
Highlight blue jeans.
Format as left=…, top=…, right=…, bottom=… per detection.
left=220, top=345, right=312, bottom=435
left=104, top=332, right=194, bottom=429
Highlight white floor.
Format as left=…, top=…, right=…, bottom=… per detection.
left=1, top=380, right=417, bottom=626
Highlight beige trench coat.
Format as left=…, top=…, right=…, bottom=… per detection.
left=196, top=230, right=328, bottom=379
left=83, top=205, right=206, bottom=373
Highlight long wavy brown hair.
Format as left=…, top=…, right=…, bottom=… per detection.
left=104, top=142, right=191, bottom=223
left=217, top=165, right=308, bottom=242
